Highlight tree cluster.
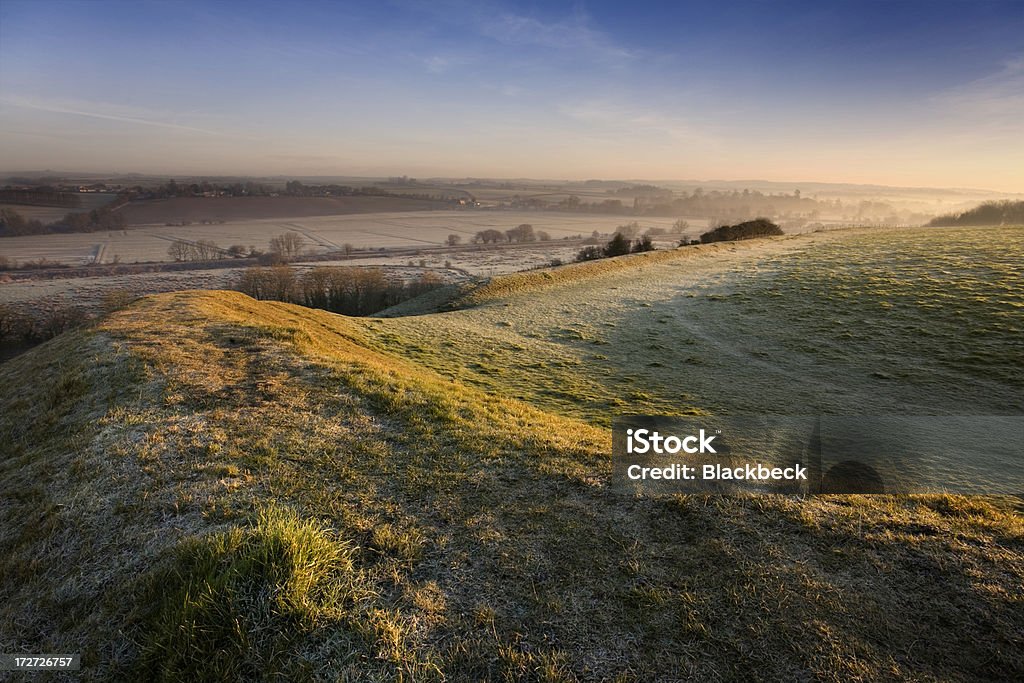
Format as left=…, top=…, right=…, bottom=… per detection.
left=0, top=303, right=91, bottom=358
left=927, top=200, right=1024, bottom=227
left=0, top=205, right=127, bottom=237
left=505, top=224, right=535, bottom=242
left=0, top=208, right=46, bottom=237
left=471, top=224, right=551, bottom=244
left=132, top=179, right=275, bottom=199
left=269, top=231, right=306, bottom=258
left=699, top=218, right=783, bottom=243
left=576, top=232, right=655, bottom=262
left=473, top=229, right=505, bottom=244
left=283, top=180, right=459, bottom=203
left=0, top=293, right=137, bottom=359
left=0, top=188, right=81, bottom=208
left=235, top=266, right=445, bottom=316
left=167, top=239, right=227, bottom=261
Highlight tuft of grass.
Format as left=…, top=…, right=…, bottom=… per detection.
left=137, top=505, right=367, bottom=681
left=370, top=524, right=425, bottom=563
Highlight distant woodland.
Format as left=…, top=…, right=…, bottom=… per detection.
left=0, top=205, right=127, bottom=237
left=927, top=200, right=1024, bottom=226
left=505, top=187, right=872, bottom=222
left=0, top=187, right=81, bottom=208
left=0, top=179, right=464, bottom=237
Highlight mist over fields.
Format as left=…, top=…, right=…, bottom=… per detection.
left=2, top=0, right=1023, bottom=680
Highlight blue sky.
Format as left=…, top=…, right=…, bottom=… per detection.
left=1, top=0, right=1022, bottom=190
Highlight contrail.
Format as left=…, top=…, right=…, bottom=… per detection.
left=1, top=97, right=226, bottom=136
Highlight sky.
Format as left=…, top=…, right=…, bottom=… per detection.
left=1, top=0, right=1022, bottom=191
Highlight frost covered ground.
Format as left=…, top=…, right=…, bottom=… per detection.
left=360, top=226, right=1023, bottom=490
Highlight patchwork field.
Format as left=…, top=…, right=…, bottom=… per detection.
left=116, top=195, right=449, bottom=225
left=0, top=210, right=699, bottom=267
left=1, top=226, right=1020, bottom=680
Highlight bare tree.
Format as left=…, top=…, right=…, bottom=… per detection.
left=269, top=231, right=306, bottom=259
left=237, top=265, right=297, bottom=300
left=505, top=224, right=535, bottom=243
left=167, top=240, right=190, bottom=261
left=193, top=239, right=222, bottom=260
left=474, top=229, right=505, bottom=244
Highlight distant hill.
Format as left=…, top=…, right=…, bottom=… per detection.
left=928, top=199, right=1024, bottom=226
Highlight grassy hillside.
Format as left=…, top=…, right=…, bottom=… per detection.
left=370, top=227, right=1023, bottom=426
left=2, top=232, right=1023, bottom=680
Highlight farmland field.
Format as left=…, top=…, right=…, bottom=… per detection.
left=116, top=195, right=449, bottom=225
left=0, top=210, right=700, bottom=266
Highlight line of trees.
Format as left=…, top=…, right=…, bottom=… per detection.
left=166, top=231, right=308, bottom=263
left=0, top=205, right=127, bottom=237
left=167, top=239, right=228, bottom=261
left=927, top=200, right=1024, bottom=226
left=134, top=179, right=275, bottom=199
left=68, top=178, right=463, bottom=203
left=283, top=180, right=460, bottom=203
left=471, top=224, right=555, bottom=244
left=0, top=188, right=81, bottom=208
left=235, top=266, right=445, bottom=316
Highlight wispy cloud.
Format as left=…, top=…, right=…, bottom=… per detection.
left=0, top=95, right=228, bottom=136
left=558, top=99, right=718, bottom=148
left=932, top=55, right=1024, bottom=127
left=476, top=9, right=636, bottom=66
left=419, top=53, right=475, bottom=74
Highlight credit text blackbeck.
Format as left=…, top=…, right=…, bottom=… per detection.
left=624, top=428, right=807, bottom=482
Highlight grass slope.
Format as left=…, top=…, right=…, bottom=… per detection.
left=378, top=239, right=775, bottom=317
left=1, top=287, right=1022, bottom=681
left=369, top=227, right=1024, bottom=424
left=448, top=240, right=768, bottom=310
